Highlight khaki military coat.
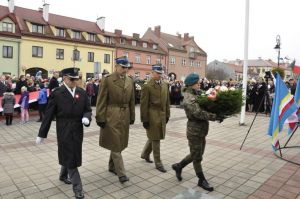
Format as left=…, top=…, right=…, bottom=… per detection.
left=96, top=72, right=135, bottom=152
left=140, top=79, right=170, bottom=140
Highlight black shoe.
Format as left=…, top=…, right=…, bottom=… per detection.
left=75, top=191, right=84, bottom=199
left=119, top=176, right=129, bottom=183
left=36, top=119, right=42, bottom=122
left=108, top=169, right=117, bottom=175
left=141, top=156, right=153, bottom=163
left=156, top=166, right=167, bottom=173
left=198, top=179, right=214, bottom=192
left=172, top=163, right=182, bottom=181
left=59, top=177, right=72, bottom=184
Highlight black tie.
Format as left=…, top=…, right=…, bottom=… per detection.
left=71, top=88, right=73, bottom=92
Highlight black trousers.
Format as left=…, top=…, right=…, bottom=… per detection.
left=5, top=114, right=13, bottom=125
left=38, top=104, right=47, bottom=120
left=60, top=166, right=82, bottom=193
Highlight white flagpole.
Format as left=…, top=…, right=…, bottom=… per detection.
left=240, top=0, right=250, bottom=125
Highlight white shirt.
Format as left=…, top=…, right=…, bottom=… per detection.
left=63, top=82, right=76, bottom=98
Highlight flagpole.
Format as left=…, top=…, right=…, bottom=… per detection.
left=240, top=0, right=250, bottom=125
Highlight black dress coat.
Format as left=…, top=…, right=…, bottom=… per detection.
left=38, top=85, right=92, bottom=169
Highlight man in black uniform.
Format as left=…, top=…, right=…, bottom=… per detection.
left=36, top=67, right=92, bottom=199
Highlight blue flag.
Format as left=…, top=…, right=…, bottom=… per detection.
left=267, top=74, right=298, bottom=149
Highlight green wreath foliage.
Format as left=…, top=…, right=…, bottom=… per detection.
left=197, top=89, right=244, bottom=117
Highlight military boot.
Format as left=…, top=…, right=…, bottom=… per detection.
left=172, top=159, right=190, bottom=181
left=196, top=172, right=214, bottom=192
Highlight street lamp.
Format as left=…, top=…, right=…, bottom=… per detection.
left=274, top=35, right=281, bottom=67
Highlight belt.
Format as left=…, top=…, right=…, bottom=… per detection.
left=108, top=104, right=129, bottom=108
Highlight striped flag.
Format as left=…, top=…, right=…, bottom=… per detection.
left=287, top=78, right=300, bottom=134
left=268, top=74, right=298, bottom=150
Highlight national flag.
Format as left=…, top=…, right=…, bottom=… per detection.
left=288, top=78, right=300, bottom=134
left=268, top=73, right=298, bottom=150
left=289, top=59, right=300, bottom=74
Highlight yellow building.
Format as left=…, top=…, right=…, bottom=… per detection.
left=5, top=2, right=115, bottom=80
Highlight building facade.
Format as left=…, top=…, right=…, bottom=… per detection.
left=0, top=1, right=115, bottom=80
left=102, top=29, right=166, bottom=79
left=0, top=8, right=21, bottom=76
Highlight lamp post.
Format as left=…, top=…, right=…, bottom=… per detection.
left=274, top=35, right=281, bottom=67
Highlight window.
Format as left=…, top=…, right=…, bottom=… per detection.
left=104, top=36, right=110, bottom=44
left=156, top=57, right=161, bottom=64
left=143, top=42, right=148, bottom=48
left=132, top=40, right=137, bottom=46
left=73, top=31, right=81, bottom=39
left=73, top=49, right=80, bottom=61
left=190, top=60, right=194, bottom=67
left=120, top=38, right=126, bottom=44
left=32, top=46, right=43, bottom=57
left=56, top=49, right=64, bottom=60
left=2, top=22, right=13, bottom=32
left=135, top=54, right=141, bottom=63
left=56, top=28, right=65, bottom=37
left=88, top=52, right=94, bottom=62
left=153, top=44, right=158, bottom=50
left=182, top=59, right=186, bottom=66
left=170, top=57, right=175, bottom=65
left=32, top=24, right=43, bottom=34
left=88, top=33, right=95, bottom=41
left=104, top=54, right=110, bottom=63
left=123, top=52, right=129, bottom=58
left=2, top=46, right=13, bottom=58
left=257, top=68, right=261, bottom=74
left=146, top=56, right=151, bottom=65
left=196, top=61, right=200, bottom=67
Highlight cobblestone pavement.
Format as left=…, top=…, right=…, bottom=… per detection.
left=0, top=106, right=299, bottom=199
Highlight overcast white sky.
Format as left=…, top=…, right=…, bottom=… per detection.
left=1, top=0, right=299, bottom=64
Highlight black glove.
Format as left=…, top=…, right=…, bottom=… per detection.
left=166, top=118, right=169, bottom=124
left=97, top=121, right=106, bottom=128
left=130, top=120, right=134, bottom=125
left=143, top=122, right=150, bottom=129
left=216, top=116, right=224, bottom=123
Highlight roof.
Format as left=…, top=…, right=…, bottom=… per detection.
left=143, top=27, right=206, bottom=56
left=10, top=6, right=102, bottom=34
left=103, top=30, right=166, bottom=54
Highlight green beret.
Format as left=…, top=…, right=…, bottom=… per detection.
left=184, top=73, right=200, bottom=86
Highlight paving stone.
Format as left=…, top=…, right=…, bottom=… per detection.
left=0, top=107, right=299, bottom=199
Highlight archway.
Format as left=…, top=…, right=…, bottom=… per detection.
left=25, top=67, right=48, bottom=79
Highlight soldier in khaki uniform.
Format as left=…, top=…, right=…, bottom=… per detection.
left=171, top=73, right=223, bottom=192
left=95, top=56, right=135, bottom=183
left=140, top=64, right=170, bottom=173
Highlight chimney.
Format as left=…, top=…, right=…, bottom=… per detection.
left=43, top=3, right=50, bottom=22
left=132, top=33, right=140, bottom=39
left=97, top=17, right=105, bottom=31
left=114, top=29, right=122, bottom=36
left=8, top=0, right=14, bottom=13
left=154, top=25, right=161, bottom=37
left=184, top=33, right=189, bottom=41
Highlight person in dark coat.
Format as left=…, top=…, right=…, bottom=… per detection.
left=14, top=75, right=27, bottom=94
left=36, top=67, right=92, bottom=199
left=48, top=72, right=60, bottom=94
left=1, top=88, right=15, bottom=125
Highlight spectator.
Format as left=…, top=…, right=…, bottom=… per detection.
left=1, top=87, right=15, bottom=125
left=18, top=86, right=29, bottom=124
